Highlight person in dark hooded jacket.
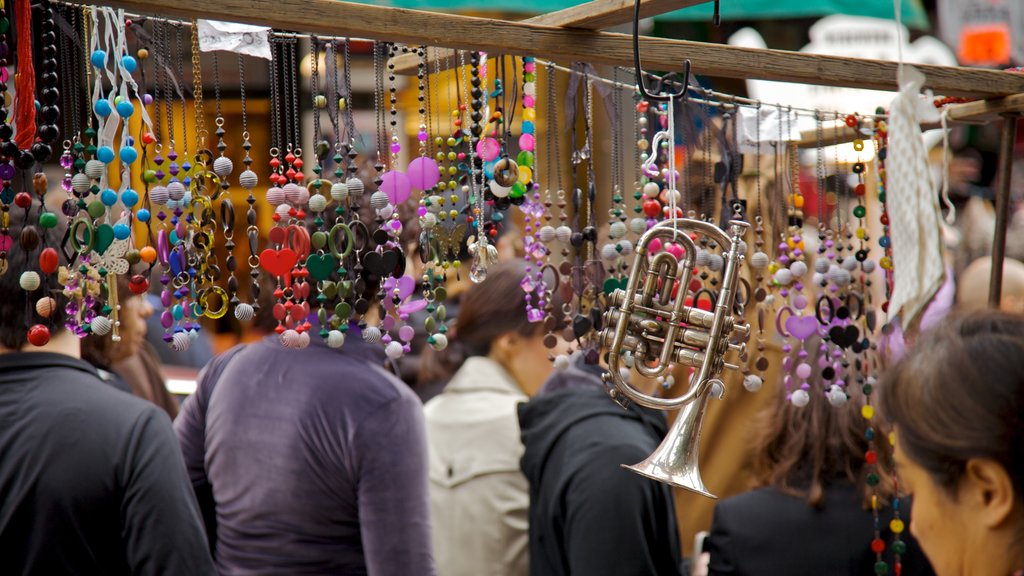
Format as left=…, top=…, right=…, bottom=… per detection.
left=517, top=355, right=685, bottom=576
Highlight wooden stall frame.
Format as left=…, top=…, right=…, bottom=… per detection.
left=69, top=0, right=1024, bottom=308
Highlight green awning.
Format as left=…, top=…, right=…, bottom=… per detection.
left=369, top=0, right=930, bottom=29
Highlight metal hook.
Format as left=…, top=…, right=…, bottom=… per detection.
left=633, top=0, right=691, bottom=102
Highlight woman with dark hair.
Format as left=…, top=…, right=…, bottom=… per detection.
left=704, top=343, right=934, bottom=576
left=424, top=260, right=566, bottom=576
left=880, top=312, right=1024, bottom=576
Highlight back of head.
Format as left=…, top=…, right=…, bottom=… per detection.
left=957, top=256, right=1024, bottom=313
left=752, top=346, right=892, bottom=508
left=879, top=312, right=1024, bottom=517
left=455, top=260, right=558, bottom=358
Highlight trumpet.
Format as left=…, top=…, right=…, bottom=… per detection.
left=600, top=218, right=749, bottom=498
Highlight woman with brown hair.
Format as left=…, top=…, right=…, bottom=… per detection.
left=81, top=274, right=179, bottom=418
left=704, top=341, right=934, bottom=576
left=424, top=259, right=566, bottom=576
left=880, top=312, right=1024, bottom=576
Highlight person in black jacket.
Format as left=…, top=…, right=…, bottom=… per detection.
left=518, top=355, right=684, bottom=576
left=0, top=213, right=215, bottom=575
left=704, top=339, right=934, bottom=576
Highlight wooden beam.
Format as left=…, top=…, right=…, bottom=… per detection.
left=529, top=0, right=709, bottom=29
left=796, top=121, right=867, bottom=149
left=75, top=0, right=1024, bottom=98
left=390, top=0, right=710, bottom=74
left=946, top=93, right=1024, bottom=123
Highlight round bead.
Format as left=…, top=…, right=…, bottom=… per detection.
left=600, top=243, right=619, bottom=261
left=370, top=191, right=390, bottom=210
left=326, top=329, right=345, bottom=348
left=827, top=386, right=848, bottom=406
left=629, top=218, right=647, bottom=235
left=617, top=240, right=634, bottom=256
left=71, top=172, right=92, bottom=194
left=385, top=341, right=404, bottom=359
left=19, top=271, right=41, bottom=291
left=36, top=297, right=57, bottom=317
left=553, top=354, right=571, bottom=371
left=749, top=251, right=770, bottom=269
left=121, top=189, right=139, bottom=208
left=90, top=316, right=112, bottom=336
left=284, top=182, right=309, bottom=205
left=362, top=326, right=382, bottom=344
left=791, top=389, right=810, bottom=407
left=308, top=193, right=328, bottom=213
left=608, top=221, right=627, bottom=239
left=743, top=374, right=763, bottom=392
left=789, top=260, right=808, bottom=277
left=94, top=99, right=112, bottom=118
left=238, top=169, right=258, bottom=190
left=84, top=159, right=106, bottom=180
left=116, top=100, right=135, bottom=118
left=814, top=258, right=831, bottom=274
left=90, top=50, right=107, bottom=68
left=346, top=177, right=365, bottom=196
left=889, top=519, right=905, bottom=534
left=167, top=181, right=186, bottom=201
left=708, top=254, right=724, bottom=272
left=281, top=329, right=302, bottom=349
left=213, top=156, right=234, bottom=177
left=234, top=303, right=255, bottom=322
left=555, top=226, right=572, bottom=244
left=150, top=185, right=169, bottom=205
left=774, top=268, right=793, bottom=286
left=695, top=249, right=711, bottom=267
left=266, top=186, right=286, bottom=206
left=861, top=405, right=875, bottom=420
left=643, top=182, right=660, bottom=198
left=97, top=146, right=116, bottom=164
left=27, top=325, right=50, bottom=347
left=538, top=225, right=556, bottom=243
left=428, top=333, right=448, bottom=351
left=171, top=331, right=192, bottom=352
left=330, top=181, right=349, bottom=202
left=828, top=267, right=852, bottom=287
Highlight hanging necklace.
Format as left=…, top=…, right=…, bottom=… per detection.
left=234, top=51, right=259, bottom=323
left=744, top=102, right=768, bottom=392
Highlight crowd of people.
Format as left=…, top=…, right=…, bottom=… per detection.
left=1, top=209, right=1023, bottom=576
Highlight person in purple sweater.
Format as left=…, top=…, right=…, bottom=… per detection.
left=175, top=321, right=435, bottom=575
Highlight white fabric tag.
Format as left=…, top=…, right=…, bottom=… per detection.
left=197, top=19, right=272, bottom=60
left=737, top=106, right=801, bottom=154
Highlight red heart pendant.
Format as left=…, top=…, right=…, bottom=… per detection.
left=260, top=248, right=299, bottom=277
